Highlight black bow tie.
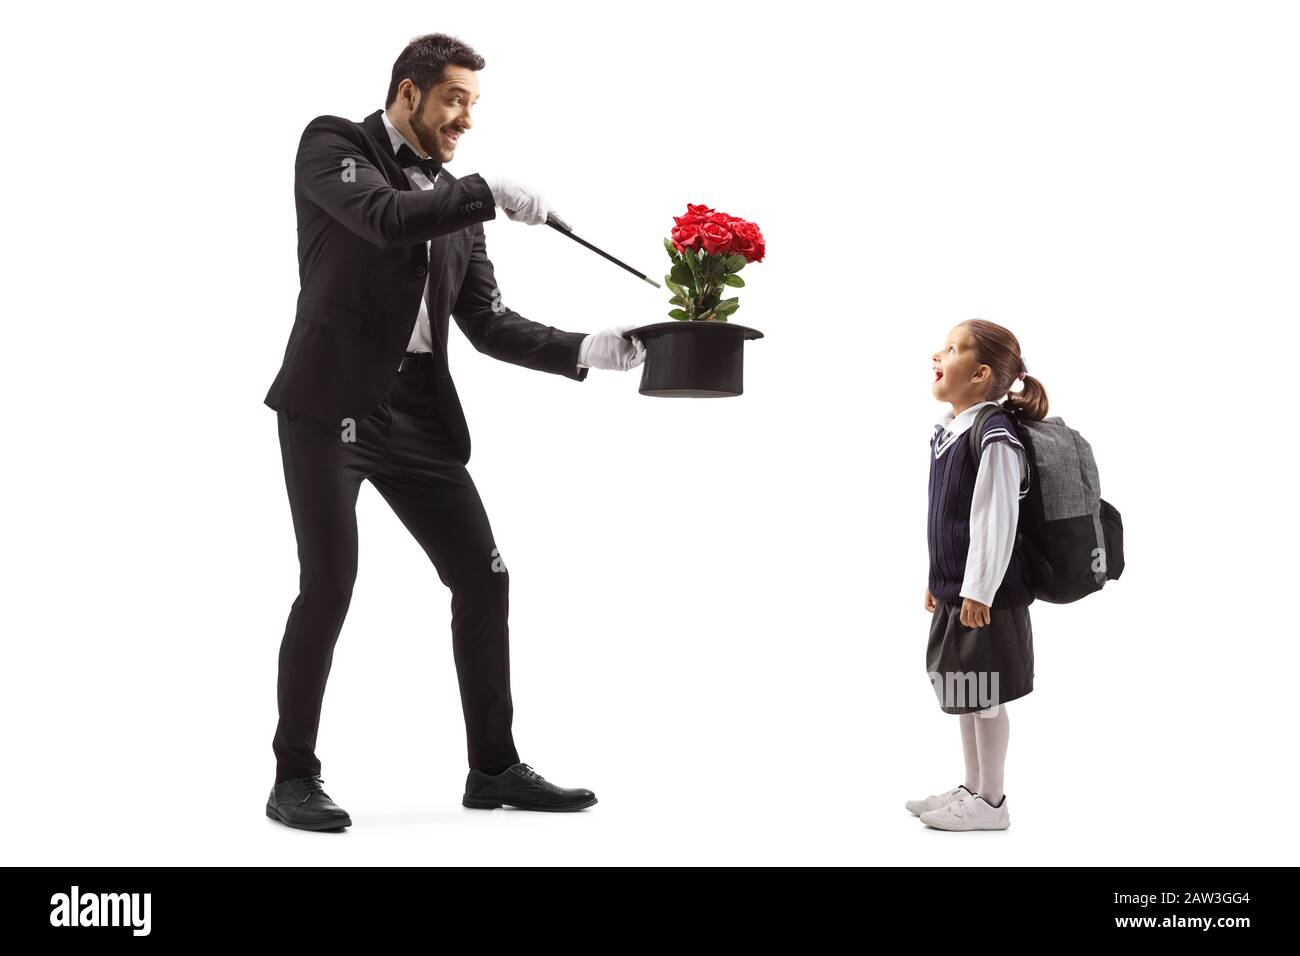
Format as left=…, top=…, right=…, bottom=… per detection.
left=394, top=142, right=442, bottom=178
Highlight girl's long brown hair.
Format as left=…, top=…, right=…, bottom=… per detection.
left=961, top=319, right=1049, bottom=421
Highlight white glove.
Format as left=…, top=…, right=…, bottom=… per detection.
left=578, top=324, right=647, bottom=371
left=483, top=176, right=564, bottom=226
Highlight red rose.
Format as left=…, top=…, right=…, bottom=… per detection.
left=671, top=221, right=702, bottom=253
left=730, top=219, right=761, bottom=244
left=729, top=219, right=765, bottom=262
left=699, top=220, right=734, bottom=255
left=673, top=206, right=712, bottom=231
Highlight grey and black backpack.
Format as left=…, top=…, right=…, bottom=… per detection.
left=970, top=404, right=1124, bottom=603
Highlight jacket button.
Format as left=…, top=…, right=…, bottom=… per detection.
left=416, top=266, right=427, bottom=278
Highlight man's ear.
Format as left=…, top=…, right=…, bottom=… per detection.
left=397, top=78, right=416, bottom=112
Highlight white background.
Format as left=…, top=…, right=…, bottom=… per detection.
left=2, top=0, right=1297, bottom=865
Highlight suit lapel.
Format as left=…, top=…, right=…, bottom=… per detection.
left=361, top=109, right=454, bottom=364
left=425, top=172, right=452, bottom=355
left=361, top=109, right=412, bottom=192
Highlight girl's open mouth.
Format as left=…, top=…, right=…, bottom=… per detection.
left=934, top=369, right=943, bottom=381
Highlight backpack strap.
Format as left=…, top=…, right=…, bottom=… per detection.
left=967, top=403, right=1007, bottom=465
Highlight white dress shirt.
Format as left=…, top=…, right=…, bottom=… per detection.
left=935, top=401, right=1030, bottom=607
left=380, top=109, right=442, bottom=355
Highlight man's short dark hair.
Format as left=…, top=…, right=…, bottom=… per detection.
left=385, top=33, right=486, bottom=108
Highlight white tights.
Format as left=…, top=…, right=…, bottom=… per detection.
left=959, top=704, right=1009, bottom=805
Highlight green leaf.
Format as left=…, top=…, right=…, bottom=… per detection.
left=723, top=254, right=747, bottom=273
left=683, top=246, right=701, bottom=284
left=665, top=277, right=686, bottom=298
left=670, top=263, right=693, bottom=286
left=715, top=297, right=740, bottom=314
left=664, top=237, right=679, bottom=261
left=669, top=295, right=687, bottom=307
left=668, top=309, right=689, bottom=320
left=722, top=274, right=745, bottom=287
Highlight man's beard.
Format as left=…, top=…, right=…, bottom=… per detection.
left=409, top=102, right=445, bottom=160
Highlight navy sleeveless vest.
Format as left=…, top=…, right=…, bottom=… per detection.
left=927, top=408, right=1035, bottom=608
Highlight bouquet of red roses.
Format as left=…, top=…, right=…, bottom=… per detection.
left=663, top=204, right=766, bottom=322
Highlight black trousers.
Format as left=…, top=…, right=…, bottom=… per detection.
left=272, top=357, right=519, bottom=782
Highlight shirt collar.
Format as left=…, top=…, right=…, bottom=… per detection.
left=936, top=400, right=999, bottom=438
left=380, top=109, right=429, bottom=164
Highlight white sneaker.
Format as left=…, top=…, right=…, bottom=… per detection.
left=919, top=792, right=1010, bottom=831
left=905, top=784, right=975, bottom=816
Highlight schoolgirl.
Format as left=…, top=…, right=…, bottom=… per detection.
left=908, top=319, right=1049, bottom=831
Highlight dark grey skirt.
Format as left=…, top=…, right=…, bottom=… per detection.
left=926, top=600, right=1034, bottom=714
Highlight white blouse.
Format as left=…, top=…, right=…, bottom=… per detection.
left=934, top=401, right=1029, bottom=607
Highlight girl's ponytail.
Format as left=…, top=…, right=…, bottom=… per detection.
left=1006, top=364, right=1050, bottom=421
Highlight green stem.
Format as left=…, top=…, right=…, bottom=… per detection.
left=696, top=252, right=713, bottom=319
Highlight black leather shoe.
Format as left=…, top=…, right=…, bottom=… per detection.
left=265, top=775, right=353, bottom=831
left=463, top=762, right=597, bottom=811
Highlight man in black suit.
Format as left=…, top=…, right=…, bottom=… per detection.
left=263, top=33, right=645, bottom=830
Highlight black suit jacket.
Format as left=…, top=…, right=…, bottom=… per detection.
left=264, top=108, right=589, bottom=463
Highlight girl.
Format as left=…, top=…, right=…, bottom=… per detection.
left=907, top=319, right=1049, bottom=831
